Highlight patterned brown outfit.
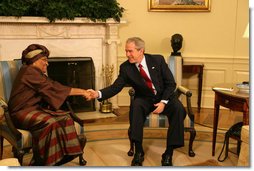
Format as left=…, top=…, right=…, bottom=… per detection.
left=8, top=44, right=83, bottom=165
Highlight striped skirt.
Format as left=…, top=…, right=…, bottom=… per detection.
left=13, top=109, right=83, bottom=166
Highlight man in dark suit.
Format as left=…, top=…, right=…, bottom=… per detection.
left=88, top=37, right=186, bottom=166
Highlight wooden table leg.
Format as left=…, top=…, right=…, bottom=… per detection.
left=182, top=63, right=204, bottom=113
left=197, top=67, right=203, bottom=113
left=212, top=100, right=220, bottom=156
left=243, top=101, right=249, bottom=125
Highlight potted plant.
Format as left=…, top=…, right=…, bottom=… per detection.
left=0, top=0, right=124, bottom=22
left=100, top=64, right=114, bottom=113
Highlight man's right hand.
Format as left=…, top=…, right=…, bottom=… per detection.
left=87, top=89, right=99, bottom=99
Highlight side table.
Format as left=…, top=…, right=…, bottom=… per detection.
left=212, top=83, right=249, bottom=156
left=183, top=62, right=204, bottom=113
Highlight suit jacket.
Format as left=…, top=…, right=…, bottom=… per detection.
left=99, top=54, right=177, bottom=103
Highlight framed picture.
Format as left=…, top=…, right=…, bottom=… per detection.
left=148, top=0, right=211, bottom=12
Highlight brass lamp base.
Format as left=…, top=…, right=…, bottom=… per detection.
left=100, top=102, right=112, bottom=113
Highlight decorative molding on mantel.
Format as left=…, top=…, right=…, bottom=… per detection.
left=0, top=16, right=127, bottom=24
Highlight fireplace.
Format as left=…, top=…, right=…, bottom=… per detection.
left=47, top=57, right=95, bottom=112
left=0, top=17, right=125, bottom=109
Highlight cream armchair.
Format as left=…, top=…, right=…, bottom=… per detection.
left=127, top=85, right=196, bottom=157
left=127, top=54, right=196, bottom=157
left=0, top=60, right=86, bottom=166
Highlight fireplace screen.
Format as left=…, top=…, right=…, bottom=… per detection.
left=47, top=57, right=95, bottom=112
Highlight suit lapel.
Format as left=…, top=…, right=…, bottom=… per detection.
left=145, top=55, right=159, bottom=85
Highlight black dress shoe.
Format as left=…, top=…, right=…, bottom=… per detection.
left=131, top=152, right=144, bottom=166
left=161, top=154, right=173, bottom=166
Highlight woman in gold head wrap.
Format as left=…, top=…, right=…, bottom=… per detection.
left=8, top=44, right=91, bottom=166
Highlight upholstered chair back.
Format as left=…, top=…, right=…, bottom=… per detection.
left=0, top=60, right=22, bottom=102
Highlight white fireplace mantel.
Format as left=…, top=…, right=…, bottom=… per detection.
left=0, top=16, right=126, bottom=108
left=0, top=16, right=125, bottom=24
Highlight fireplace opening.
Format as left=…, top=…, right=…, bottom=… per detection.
left=47, top=57, right=95, bottom=112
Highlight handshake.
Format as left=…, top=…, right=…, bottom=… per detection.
left=83, top=89, right=100, bottom=101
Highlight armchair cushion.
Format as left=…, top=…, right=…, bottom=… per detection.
left=0, top=158, right=20, bottom=166
left=144, top=114, right=168, bottom=128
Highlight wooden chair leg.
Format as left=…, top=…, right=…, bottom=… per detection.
left=12, top=147, right=25, bottom=165
left=237, top=140, right=241, bottom=156
left=127, top=127, right=134, bottom=156
left=78, top=134, right=87, bottom=166
left=188, top=128, right=196, bottom=157
left=79, top=154, right=87, bottom=166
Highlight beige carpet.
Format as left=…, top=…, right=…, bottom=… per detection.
left=1, top=107, right=241, bottom=167
left=186, top=159, right=221, bottom=166
left=194, top=108, right=243, bottom=131
left=1, top=139, right=235, bottom=167
left=63, top=139, right=237, bottom=167
left=2, top=127, right=238, bottom=167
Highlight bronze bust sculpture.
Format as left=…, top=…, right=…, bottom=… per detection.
left=171, top=33, right=183, bottom=56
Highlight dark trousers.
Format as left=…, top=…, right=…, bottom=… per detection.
left=129, top=96, right=186, bottom=153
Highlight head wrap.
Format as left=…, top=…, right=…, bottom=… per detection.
left=21, top=44, right=50, bottom=65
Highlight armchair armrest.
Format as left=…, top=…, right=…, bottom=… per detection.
left=177, top=85, right=192, bottom=97
left=65, top=100, right=83, bottom=126
left=176, top=86, right=194, bottom=124
left=0, top=104, right=23, bottom=144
